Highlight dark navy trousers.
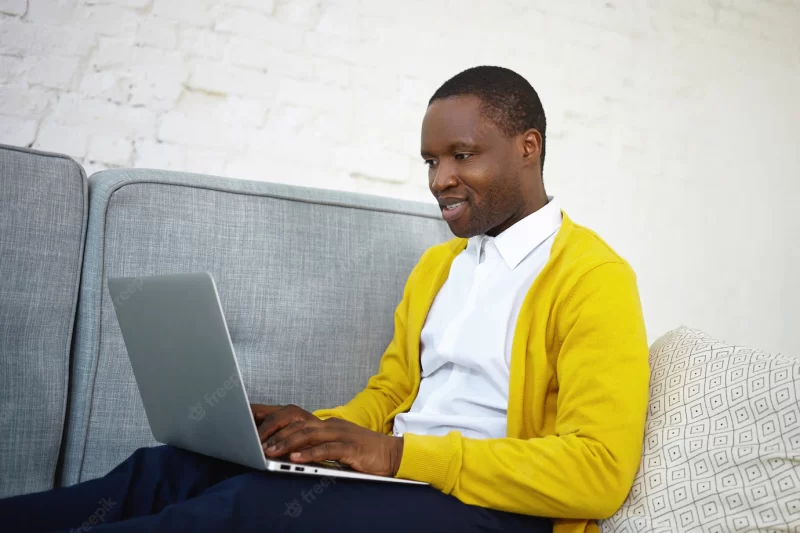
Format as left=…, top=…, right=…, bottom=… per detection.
left=0, top=446, right=552, bottom=532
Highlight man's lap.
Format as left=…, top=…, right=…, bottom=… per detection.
left=0, top=446, right=551, bottom=533
left=200, top=468, right=548, bottom=532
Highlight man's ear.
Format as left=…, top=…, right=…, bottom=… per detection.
left=520, top=129, right=543, bottom=168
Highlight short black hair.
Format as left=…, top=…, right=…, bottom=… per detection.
left=429, top=66, right=547, bottom=170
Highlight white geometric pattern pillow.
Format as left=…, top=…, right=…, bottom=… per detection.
left=600, top=326, right=800, bottom=532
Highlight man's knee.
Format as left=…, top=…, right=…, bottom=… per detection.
left=133, top=445, right=181, bottom=463
left=110, top=445, right=193, bottom=475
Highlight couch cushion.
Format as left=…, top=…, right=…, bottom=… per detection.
left=60, top=169, right=451, bottom=486
left=600, top=326, right=800, bottom=532
left=0, top=144, right=87, bottom=496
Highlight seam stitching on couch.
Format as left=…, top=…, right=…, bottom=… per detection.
left=107, top=172, right=443, bottom=221
left=54, top=158, right=89, bottom=488
left=74, top=179, right=117, bottom=482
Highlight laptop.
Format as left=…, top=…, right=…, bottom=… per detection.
left=107, top=272, right=425, bottom=485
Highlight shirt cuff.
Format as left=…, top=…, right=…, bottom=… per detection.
left=395, top=432, right=461, bottom=491
left=312, top=408, right=340, bottom=420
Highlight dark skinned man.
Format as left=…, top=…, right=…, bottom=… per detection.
left=0, top=66, right=649, bottom=533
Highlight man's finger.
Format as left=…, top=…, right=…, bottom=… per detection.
left=289, top=441, right=349, bottom=465
left=257, top=412, right=294, bottom=443
left=250, top=404, right=282, bottom=424
left=257, top=406, right=312, bottom=443
left=265, top=423, right=341, bottom=458
left=263, top=419, right=312, bottom=451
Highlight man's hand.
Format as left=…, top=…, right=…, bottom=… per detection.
left=257, top=408, right=404, bottom=477
left=250, top=403, right=319, bottom=445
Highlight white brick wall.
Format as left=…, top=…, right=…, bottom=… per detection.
left=1, top=0, right=799, bottom=354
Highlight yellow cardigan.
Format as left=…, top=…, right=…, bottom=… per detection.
left=315, top=212, right=650, bottom=533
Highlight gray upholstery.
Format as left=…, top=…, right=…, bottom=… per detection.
left=0, top=145, right=87, bottom=497
left=60, top=169, right=451, bottom=486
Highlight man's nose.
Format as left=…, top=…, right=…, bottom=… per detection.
left=430, top=161, right=458, bottom=193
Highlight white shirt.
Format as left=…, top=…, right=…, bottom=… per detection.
left=392, top=198, right=562, bottom=439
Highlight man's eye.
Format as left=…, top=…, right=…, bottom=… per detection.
left=455, top=153, right=472, bottom=160
left=424, top=159, right=436, bottom=168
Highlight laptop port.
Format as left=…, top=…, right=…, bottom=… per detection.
left=296, top=467, right=305, bottom=472
left=280, top=465, right=290, bottom=471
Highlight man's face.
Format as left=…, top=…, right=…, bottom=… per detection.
left=421, top=95, right=526, bottom=238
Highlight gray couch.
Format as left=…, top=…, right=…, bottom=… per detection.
left=6, top=144, right=800, bottom=532
left=0, top=144, right=451, bottom=496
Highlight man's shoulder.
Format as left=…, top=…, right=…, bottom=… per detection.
left=409, top=213, right=635, bottom=279
left=412, top=217, right=633, bottom=271
left=555, top=215, right=636, bottom=278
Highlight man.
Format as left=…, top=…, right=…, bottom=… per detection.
left=0, top=66, right=649, bottom=533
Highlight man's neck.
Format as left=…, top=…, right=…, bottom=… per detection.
left=487, top=193, right=550, bottom=238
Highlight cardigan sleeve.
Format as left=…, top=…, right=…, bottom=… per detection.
left=395, top=262, right=650, bottom=519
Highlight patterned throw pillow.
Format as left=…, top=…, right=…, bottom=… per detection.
left=599, top=327, right=800, bottom=532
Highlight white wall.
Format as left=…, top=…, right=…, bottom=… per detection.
left=1, top=0, right=798, bottom=354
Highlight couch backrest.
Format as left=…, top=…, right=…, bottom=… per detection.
left=0, top=145, right=87, bottom=496
left=59, top=169, right=451, bottom=486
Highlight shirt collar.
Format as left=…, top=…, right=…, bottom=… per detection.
left=467, top=197, right=562, bottom=270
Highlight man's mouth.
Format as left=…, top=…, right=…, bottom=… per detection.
left=440, top=201, right=467, bottom=222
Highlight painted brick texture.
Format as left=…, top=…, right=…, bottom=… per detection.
left=1, top=0, right=799, bottom=353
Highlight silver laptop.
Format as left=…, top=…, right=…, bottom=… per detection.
left=107, top=272, right=424, bottom=485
